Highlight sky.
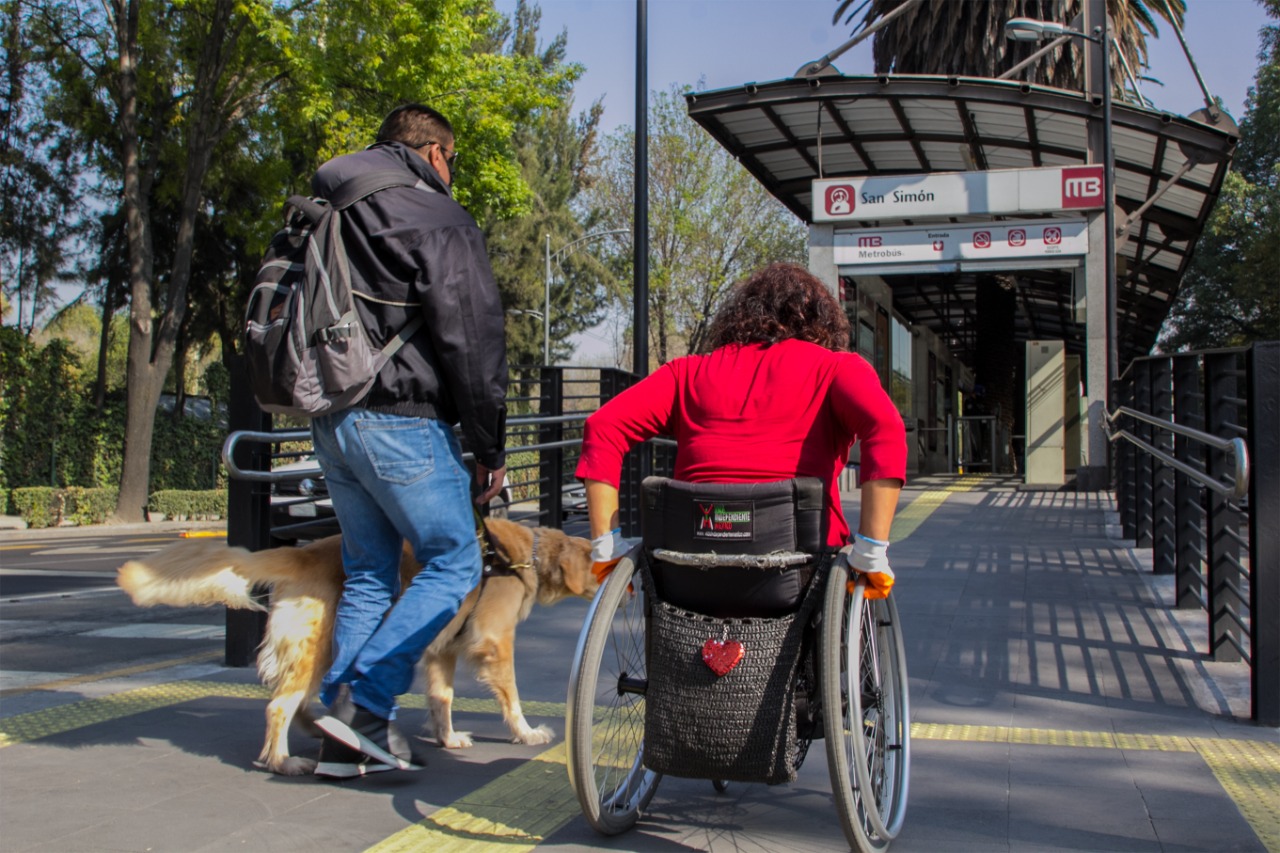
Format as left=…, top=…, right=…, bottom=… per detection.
left=494, top=0, right=1273, bottom=363
left=504, top=0, right=1272, bottom=132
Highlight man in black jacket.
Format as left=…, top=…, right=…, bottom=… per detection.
left=309, top=104, right=508, bottom=778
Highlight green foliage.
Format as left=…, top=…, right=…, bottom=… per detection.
left=64, top=487, right=118, bottom=525
left=10, top=487, right=62, bottom=527
left=482, top=2, right=610, bottom=368
left=149, top=415, right=226, bottom=491
left=148, top=489, right=227, bottom=520
left=1, top=332, right=225, bottom=499
left=586, top=85, right=808, bottom=366
left=1161, top=4, right=1280, bottom=351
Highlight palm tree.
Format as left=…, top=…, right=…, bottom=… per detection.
left=832, top=0, right=1185, bottom=96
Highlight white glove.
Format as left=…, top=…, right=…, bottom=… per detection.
left=590, top=527, right=639, bottom=563
left=844, top=533, right=895, bottom=599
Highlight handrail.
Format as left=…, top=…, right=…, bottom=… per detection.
left=1106, top=406, right=1249, bottom=500
left=222, top=411, right=595, bottom=484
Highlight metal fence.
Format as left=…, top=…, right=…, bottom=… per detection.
left=219, top=363, right=673, bottom=665
left=1107, top=342, right=1278, bottom=725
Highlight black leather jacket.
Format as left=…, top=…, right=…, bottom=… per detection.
left=311, top=141, right=507, bottom=469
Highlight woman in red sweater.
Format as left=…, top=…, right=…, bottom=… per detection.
left=576, top=262, right=907, bottom=596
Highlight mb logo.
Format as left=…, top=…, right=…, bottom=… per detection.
left=1061, top=166, right=1104, bottom=208
left=857, top=236, right=883, bottom=247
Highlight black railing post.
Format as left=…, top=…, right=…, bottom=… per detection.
left=1118, top=373, right=1137, bottom=540
left=224, top=356, right=271, bottom=667
left=1173, top=355, right=1205, bottom=610
left=1204, top=351, right=1244, bottom=663
left=539, top=367, right=564, bottom=526
left=1151, top=357, right=1175, bottom=575
left=1247, top=342, right=1279, bottom=725
left=1134, top=360, right=1154, bottom=548
left=602, top=369, right=643, bottom=537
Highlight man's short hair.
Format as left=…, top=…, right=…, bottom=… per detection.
left=377, top=104, right=454, bottom=150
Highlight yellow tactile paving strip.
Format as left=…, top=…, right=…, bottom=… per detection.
left=4, top=681, right=1275, bottom=853
left=4, top=481, right=1274, bottom=851
left=888, top=474, right=986, bottom=541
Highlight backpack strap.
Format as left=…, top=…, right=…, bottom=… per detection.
left=379, top=314, right=425, bottom=360
left=327, top=168, right=438, bottom=210
left=326, top=168, right=437, bottom=359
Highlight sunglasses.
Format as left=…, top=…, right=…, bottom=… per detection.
left=428, top=141, right=457, bottom=169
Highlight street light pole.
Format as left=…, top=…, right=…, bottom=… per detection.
left=1006, top=14, right=1117, bottom=393
left=542, top=228, right=630, bottom=366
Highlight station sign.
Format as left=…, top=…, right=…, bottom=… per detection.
left=813, top=165, right=1104, bottom=222
left=833, top=219, right=1089, bottom=266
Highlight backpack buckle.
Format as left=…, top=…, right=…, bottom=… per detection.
left=315, top=324, right=356, bottom=344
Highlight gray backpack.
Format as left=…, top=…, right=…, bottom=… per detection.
left=244, top=170, right=430, bottom=417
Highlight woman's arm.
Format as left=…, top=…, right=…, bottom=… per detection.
left=584, top=479, right=620, bottom=540
left=858, top=477, right=902, bottom=542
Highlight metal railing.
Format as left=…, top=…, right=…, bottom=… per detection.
left=1107, top=342, right=1278, bottom=725
left=220, top=363, right=674, bottom=664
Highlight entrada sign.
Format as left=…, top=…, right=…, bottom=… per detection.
left=813, top=165, right=1104, bottom=222
left=833, top=219, right=1089, bottom=266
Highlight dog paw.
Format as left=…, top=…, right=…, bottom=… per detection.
left=254, top=756, right=317, bottom=776
left=441, top=731, right=474, bottom=749
left=513, top=724, right=555, bottom=746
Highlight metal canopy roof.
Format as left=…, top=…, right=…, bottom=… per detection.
left=685, top=75, right=1238, bottom=366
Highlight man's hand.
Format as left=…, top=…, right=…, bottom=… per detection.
left=844, top=534, right=895, bottom=600
left=474, top=464, right=507, bottom=505
left=590, top=527, right=639, bottom=584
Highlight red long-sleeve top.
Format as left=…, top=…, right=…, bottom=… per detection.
left=575, top=340, right=908, bottom=546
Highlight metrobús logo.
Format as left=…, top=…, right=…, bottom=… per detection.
left=1061, top=165, right=1104, bottom=209
left=694, top=501, right=755, bottom=540
left=825, top=185, right=856, bottom=217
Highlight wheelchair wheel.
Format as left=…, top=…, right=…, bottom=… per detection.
left=566, top=555, right=661, bottom=835
left=821, top=567, right=911, bottom=852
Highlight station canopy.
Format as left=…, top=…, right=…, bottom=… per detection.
left=686, top=75, right=1238, bottom=366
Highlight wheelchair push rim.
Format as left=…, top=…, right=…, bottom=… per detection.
left=822, top=569, right=911, bottom=851
left=566, top=554, right=661, bottom=835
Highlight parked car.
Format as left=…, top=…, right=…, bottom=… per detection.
left=562, top=481, right=588, bottom=519
left=269, top=457, right=337, bottom=543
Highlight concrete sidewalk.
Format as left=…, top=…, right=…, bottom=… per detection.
left=0, top=476, right=1276, bottom=852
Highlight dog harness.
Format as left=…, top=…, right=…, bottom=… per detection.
left=475, top=515, right=537, bottom=584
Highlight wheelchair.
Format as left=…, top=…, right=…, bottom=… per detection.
left=566, top=477, right=910, bottom=852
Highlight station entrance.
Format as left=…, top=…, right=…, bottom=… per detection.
left=686, top=73, right=1237, bottom=489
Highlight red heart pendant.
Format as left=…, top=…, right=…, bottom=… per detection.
left=701, top=638, right=745, bottom=677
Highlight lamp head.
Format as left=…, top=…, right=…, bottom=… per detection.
left=1006, top=17, right=1076, bottom=41
left=1005, top=17, right=1047, bottom=41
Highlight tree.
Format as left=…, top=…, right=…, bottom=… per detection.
left=28, top=0, right=579, bottom=522
left=833, top=0, right=1185, bottom=98
left=586, top=85, right=807, bottom=367
left=481, top=0, right=609, bottom=368
left=0, top=0, right=88, bottom=335
left=1159, top=0, right=1280, bottom=350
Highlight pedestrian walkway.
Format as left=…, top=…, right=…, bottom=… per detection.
left=0, top=476, right=1275, bottom=852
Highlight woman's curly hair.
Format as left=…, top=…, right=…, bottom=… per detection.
left=703, top=262, right=851, bottom=353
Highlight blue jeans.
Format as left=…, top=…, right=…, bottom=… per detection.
left=311, top=409, right=481, bottom=720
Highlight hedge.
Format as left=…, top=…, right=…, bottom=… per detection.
left=148, top=490, right=227, bottom=521
left=11, top=487, right=63, bottom=528
left=7, top=487, right=224, bottom=527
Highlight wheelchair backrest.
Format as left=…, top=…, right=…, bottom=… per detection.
left=639, top=477, right=829, bottom=619
left=640, top=477, right=827, bottom=557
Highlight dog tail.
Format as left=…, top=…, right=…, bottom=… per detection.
left=117, top=539, right=276, bottom=611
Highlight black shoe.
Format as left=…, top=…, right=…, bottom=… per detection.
left=314, top=734, right=396, bottom=779
left=315, top=700, right=421, bottom=772
left=327, top=685, right=415, bottom=763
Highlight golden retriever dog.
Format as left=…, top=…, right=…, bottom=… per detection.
left=116, top=518, right=596, bottom=776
